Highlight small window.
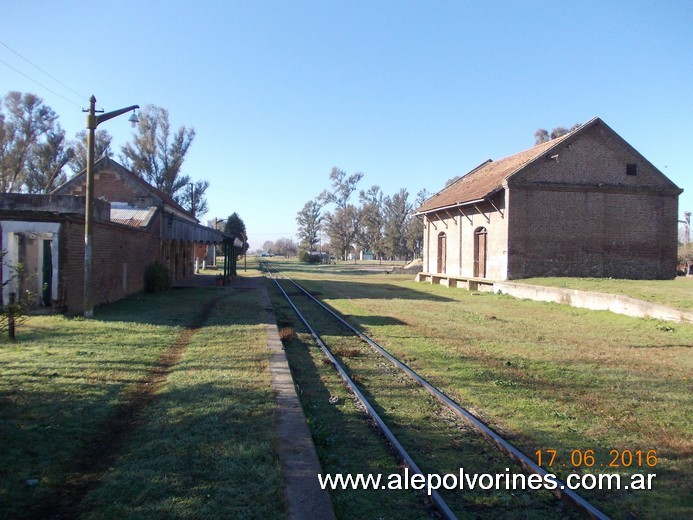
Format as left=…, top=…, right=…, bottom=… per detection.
left=626, top=163, right=637, bottom=176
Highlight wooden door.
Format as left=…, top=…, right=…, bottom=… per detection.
left=437, top=233, right=447, bottom=273
left=474, top=227, right=487, bottom=278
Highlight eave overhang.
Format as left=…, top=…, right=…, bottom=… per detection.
left=412, top=191, right=501, bottom=218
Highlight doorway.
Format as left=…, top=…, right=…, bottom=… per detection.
left=474, top=227, right=487, bottom=278
left=2, top=228, right=58, bottom=307
left=437, top=232, right=447, bottom=273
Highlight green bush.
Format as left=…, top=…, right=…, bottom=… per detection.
left=298, top=250, right=321, bottom=264
left=144, top=262, right=170, bottom=293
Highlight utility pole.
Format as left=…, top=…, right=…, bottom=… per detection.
left=83, top=95, right=139, bottom=317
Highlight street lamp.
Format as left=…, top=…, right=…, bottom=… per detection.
left=83, top=95, right=139, bottom=317
left=242, top=231, right=247, bottom=271
left=189, top=182, right=195, bottom=217
left=213, top=217, right=227, bottom=272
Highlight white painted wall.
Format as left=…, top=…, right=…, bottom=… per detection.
left=1, top=221, right=60, bottom=306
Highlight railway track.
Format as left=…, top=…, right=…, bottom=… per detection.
left=261, top=262, right=609, bottom=519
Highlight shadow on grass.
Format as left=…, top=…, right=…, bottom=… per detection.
left=0, top=285, right=276, bottom=519
left=295, top=279, right=455, bottom=303
left=283, top=337, right=431, bottom=519
left=77, top=382, right=284, bottom=519
left=336, top=364, right=579, bottom=518
left=265, top=259, right=402, bottom=277
left=265, top=260, right=454, bottom=302
left=348, top=315, right=408, bottom=327
left=93, top=286, right=268, bottom=328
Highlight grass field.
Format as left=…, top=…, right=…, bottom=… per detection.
left=0, top=283, right=285, bottom=519
left=265, top=258, right=692, bottom=519
left=1, top=257, right=690, bottom=518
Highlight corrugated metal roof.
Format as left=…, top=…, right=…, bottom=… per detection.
left=110, top=206, right=157, bottom=228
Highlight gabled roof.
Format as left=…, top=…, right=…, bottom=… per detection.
left=53, top=156, right=195, bottom=221
left=415, top=123, right=580, bottom=215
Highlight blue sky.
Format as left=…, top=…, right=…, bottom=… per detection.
left=2, top=1, right=691, bottom=250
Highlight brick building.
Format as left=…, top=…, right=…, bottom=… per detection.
left=414, top=117, right=683, bottom=281
left=1, top=158, right=226, bottom=314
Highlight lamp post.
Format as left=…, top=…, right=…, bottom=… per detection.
left=242, top=232, right=247, bottom=271
left=83, top=95, right=139, bottom=317
left=213, top=217, right=228, bottom=275
left=189, top=182, right=195, bottom=217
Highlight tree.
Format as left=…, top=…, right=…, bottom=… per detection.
left=534, top=123, right=582, bottom=145
left=69, top=129, right=113, bottom=173
left=224, top=212, right=248, bottom=256
left=274, top=237, right=297, bottom=258
left=120, top=105, right=200, bottom=204
left=178, top=179, right=209, bottom=218
left=318, top=167, right=363, bottom=260
left=679, top=213, right=691, bottom=245
left=262, top=240, right=274, bottom=254
left=382, top=188, right=412, bottom=259
left=0, top=249, right=34, bottom=339
left=24, top=123, right=74, bottom=193
left=534, top=129, right=550, bottom=144
left=405, top=188, right=429, bottom=259
left=0, top=91, right=61, bottom=193
left=325, top=205, right=360, bottom=260
left=679, top=243, right=693, bottom=275
left=296, top=199, right=323, bottom=250
left=319, top=166, right=363, bottom=209
left=358, top=185, right=384, bottom=258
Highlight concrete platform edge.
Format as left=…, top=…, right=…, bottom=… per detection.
left=255, top=278, right=336, bottom=520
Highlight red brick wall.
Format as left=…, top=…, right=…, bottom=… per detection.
left=506, top=124, right=680, bottom=279
left=507, top=187, right=678, bottom=279
left=60, top=169, right=160, bottom=206
left=57, top=218, right=84, bottom=311
left=194, top=243, right=207, bottom=265
left=59, top=217, right=162, bottom=314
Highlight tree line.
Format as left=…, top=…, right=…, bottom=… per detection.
left=292, top=125, right=592, bottom=262
left=0, top=91, right=208, bottom=216
left=295, top=167, right=429, bottom=261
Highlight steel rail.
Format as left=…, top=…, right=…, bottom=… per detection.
left=263, top=265, right=457, bottom=520
left=263, top=263, right=609, bottom=520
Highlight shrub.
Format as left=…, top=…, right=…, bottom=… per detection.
left=299, top=250, right=322, bottom=264
left=0, top=251, right=35, bottom=339
left=144, top=262, right=170, bottom=293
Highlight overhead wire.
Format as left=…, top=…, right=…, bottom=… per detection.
left=0, top=58, right=84, bottom=110
left=0, top=40, right=86, bottom=109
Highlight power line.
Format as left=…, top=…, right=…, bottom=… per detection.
left=0, top=40, right=86, bottom=108
left=0, top=58, right=84, bottom=109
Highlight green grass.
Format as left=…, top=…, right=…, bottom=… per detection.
left=264, top=258, right=692, bottom=519
left=0, top=280, right=284, bottom=519
left=517, top=276, right=693, bottom=310
left=3, top=257, right=690, bottom=518
left=280, top=335, right=434, bottom=519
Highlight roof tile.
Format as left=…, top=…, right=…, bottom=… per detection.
left=416, top=131, right=573, bottom=213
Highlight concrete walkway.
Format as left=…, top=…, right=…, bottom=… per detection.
left=245, top=276, right=336, bottom=519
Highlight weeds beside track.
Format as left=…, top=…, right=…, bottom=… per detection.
left=263, top=262, right=607, bottom=519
